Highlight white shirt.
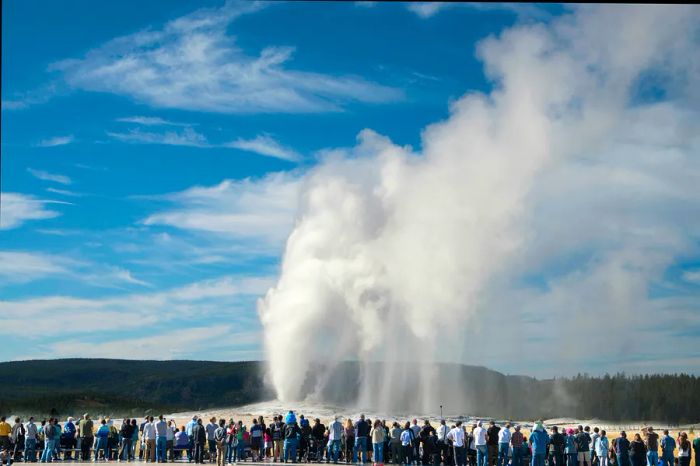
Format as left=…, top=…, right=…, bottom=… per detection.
left=166, top=425, right=175, bottom=441
left=498, top=428, right=511, bottom=444
left=437, top=424, right=450, bottom=441
left=143, top=422, right=156, bottom=440
left=473, top=427, right=487, bottom=446
left=400, top=430, right=413, bottom=447
left=448, top=427, right=465, bottom=448
left=155, top=420, right=168, bottom=438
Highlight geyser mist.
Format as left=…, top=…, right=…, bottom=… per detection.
left=258, top=4, right=700, bottom=414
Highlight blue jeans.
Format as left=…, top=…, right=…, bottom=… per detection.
left=618, top=455, right=631, bottom=466
left=499, top=443, right=510, bottom=466
left=284, top=438, right=298, bottom=463
left=95, top=437, right=108, bottom=461
left=226, top=443, right=236, bottom=463
left=41, top=439, right=56, bottom=462
left=327, top=440, right=341, bottom=463
left=512, top=446, right=523, bottom=466
left=477, top=446, right=488, bottom=466
left=568, top=453, right=578, bottom=466
left=660, top=455, right=674, bottom=466
left=532, top=453, right=546, bottom=466
left=647, top=452, right=658, bottom=466
left=354, top=437, right=368, bottom=463
left=156, top=437, right=167, bottom=462
left=26, top=438, right=37, bottom=462
left=237, top=441, right=245, bottom=461
left=373, top=442, right=384, bottom=463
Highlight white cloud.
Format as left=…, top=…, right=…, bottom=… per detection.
left=0, top=251, right=71, bottom=283
left=27, top=168, right=72, bottom=185
left=406, top=2, right=552, bottom=19
left=225, top=134, right=301, bottom=162
left=143, top=172, right=300, bottom=250
left=107, top=127, right=210, bottom=147
left=683, top=270, right=700, bottom=284
left=35, top=135, right=75, bottom=147
left=0, top=192, right=63, bottom=230
left=46, top=187, right=82, bottom=197
left=0, top=274, right=273, bottom=338
left=116, top=115, right=190, bottom=126
left=52, top=1, right=400, bottom=114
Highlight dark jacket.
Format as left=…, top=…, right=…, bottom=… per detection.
left=192, top=424, right=206, bottom=444
left=285, top=423, right=301, bottom=440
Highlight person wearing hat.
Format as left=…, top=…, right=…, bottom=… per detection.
left=511, top=426, right=525, bottom=466
left=529, top=421, right=549, bottom=466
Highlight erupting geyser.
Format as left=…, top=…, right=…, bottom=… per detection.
left=258, top=4, right=700, bottom=414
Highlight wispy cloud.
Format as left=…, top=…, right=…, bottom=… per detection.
left=116, top=115, right=191, bottom=126
left=142, top=172, right=300, bottom=250
left=406, top=2, right=552, bottom=19
left=225, top=134, right=301, bottom=162
left=28, top=168, right=72, bottom=185
left=0, top=192, right=63, bottom=230
left=51, top=1, right=400, bottom=114
left=46, top=187, right=82, bottom=197
left=107, top=127, right=209, bottom=147
left=35, top=135, right=75, bottom=147
left=0, top=251, right=71, bottom=283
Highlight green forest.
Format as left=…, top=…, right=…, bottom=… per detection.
left=1, top=359, right=697, bottom=424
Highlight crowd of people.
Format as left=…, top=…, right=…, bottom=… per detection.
left=0, top=413, right=697, bottom=466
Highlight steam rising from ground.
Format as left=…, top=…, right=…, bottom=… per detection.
left=258, top=5, right=700, bottom=413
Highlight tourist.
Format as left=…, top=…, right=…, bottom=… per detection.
left=510, top=425, right=525, bottom=466
left=78, top=414, right=93, bottom=461
left=25, top=417, right=38, bottom=463
left=312, top=418, right=326, bottom=462
left=565, top=429, right=577, bottom=466
left=154, top=416, right=168, bottom=463
left=693, top=433, right=700, bottom=464
left=130, top=419, right=139, bottom=461
left=353, top=415, right=370, bottom=464
left=0, top=418, right=11, bottom=453
left=327, top=417, right=343, bottom=464
left=529, top=421, right=549, bottom=466
left=284, top=415, right=301, bottom=463
left=214, top=420, right=227, bottom=466
left=644, top=427, right=658, bottom=466
left=166, top=420, right=176, bottom=462
left=142, top=416, right=156, bottom=463
left=594, top=431, right=609, bottom=466
left=497, top=423, right=511, bottom=466
left=575, top=426, right=591, bottom=466
left=11, top=418, right=24, bottom=462
left=186, top=417, right=198, bottom=463
left=435, top=420, right=449, bottom=465
left=486, top=422, right=500, bottom=466
left=447, top=421, right=466, bottom=466
left=399, top=423, right=413, bottom=466
left=224, top=420, right=236, bottom=464
left=236, top=422, right=246, bottom=462
left=175, top=426, right=190, bottom=461
left=589, top=428, right=599, bottom=466
left=39, top=419, right=55, bottom=463
left=629, top=434, right=646, bottom=466
left=371, top=420, right=386, bottom=466
left=614, top=432, right=630, bottom=466
left=659, top=430, right=675, bottom=466
left=474, top=421, right=488, bottom=466
left=272, top=416, right=285, bottom=463
left=94, top=419, right=111, bottom=462
left=676, top=433, right=690, bottom=466
left=120, top=418, right=134, bottom=462
left=550, top=426, right=566, bottom=466
left=206, top=418, right=219, bottom=464
left=192, top=419, right=206, bottom=464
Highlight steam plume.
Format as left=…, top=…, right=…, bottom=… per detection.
left=258, top=5, right=700, bottom=413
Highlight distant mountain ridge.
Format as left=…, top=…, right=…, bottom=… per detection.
left=1, top=359, right=698, bottom=424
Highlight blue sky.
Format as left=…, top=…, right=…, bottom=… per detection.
left=2, top=2, right=699, bottom=375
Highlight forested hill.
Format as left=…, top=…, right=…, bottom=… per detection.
left=1, top=359, right=698, bottom=424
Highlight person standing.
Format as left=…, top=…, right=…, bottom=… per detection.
left=399, top=424, right=413, bottom=466
left=78, top=415, right=94, bottom=461
left=186, top=417, right=198, bottom=464
left=11, top=418, right=25, bottom=462
left=676, top=433, right=690, bottom=466
left=63, top=418, right=77, bottom=461
left=25, top=418, right=38, bottom=463
left=142, top=417, right=156, bottom=463
left=549, top=427, right=566, bottom=466
left=206, top=418, right=219, bottom=464
left=284, top=418, right=301, bottom=463
left=497, top=424, right=511, bottom=466
left=166, top=420, right=176, bottom=462
left=594, top=431, right=609, bottom=466
left=225, top=420, right=236, bottom=465
left=435, top=420, right=449, bottom=466
left=0, top=418, right=11, bottom=453
left=659, top=430, right=675, bottom=466
left=486, top=422, right=500, bottom=466
left=575, top=426, right=591, bottom=466
left=474, top=422, right=488, bottom=466
left=511, top=426, right=525, bottom=466
left=354, top=416, right=371, bottom=465
left=40, top=419, right=56, bottom=463
left=629, top=435, right=646, bottom=466
left=155, top=416, right=168, bottom=463
left=94, top=420, right=111, bottom=462
left=565, top=429, right=578, bottom=466
left=214, top=420, right=227, bottom=466
left=529, top=421, right=549, bottom=466
left=615, top=432, right=630, bottom=466
left=447, top=421, right=467, bottom=466
left=192, top=420, right=206, bottom=465
left=327, top=417, right=343, bottom=464
left=371, top=420, right=386, bottom=466
left=272, top=416, right=285, bottom=463
left=120, top=418, right=134, bottom=462
left=644, top=428, right=659, bottom=466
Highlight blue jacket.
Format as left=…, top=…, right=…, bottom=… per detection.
left=530, top=429, right=549, bottom=455
left=565, top=436, right=577, bottom=454
left=661, top=436, right=676, bottom=456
